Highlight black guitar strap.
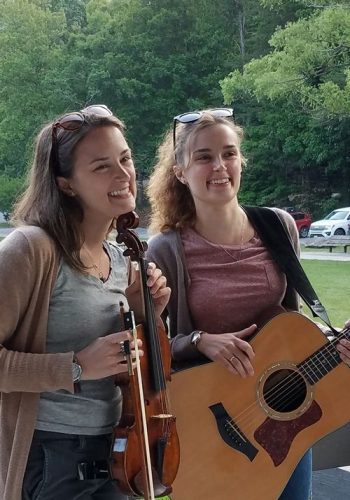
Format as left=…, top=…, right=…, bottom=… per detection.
left=244, top=206, right=336, bottom=332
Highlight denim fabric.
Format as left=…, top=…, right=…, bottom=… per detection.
left=279, top=450, right=312, bottom=500
left=22, top=430, right=128, bottom=500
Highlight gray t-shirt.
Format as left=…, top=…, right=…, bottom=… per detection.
left=36, top=241, right=129, bottom=435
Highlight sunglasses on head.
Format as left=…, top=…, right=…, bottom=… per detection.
left=172, top=107, right=234, bottom=152
left=51, top=104, right=113, bottom=175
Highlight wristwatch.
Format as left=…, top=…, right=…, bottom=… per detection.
left=72, top=356, right=83, bottom=384
left=190, top=330, right=203, bottom=348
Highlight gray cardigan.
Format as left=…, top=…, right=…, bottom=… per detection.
left=146, top=207, right=300, bottom=369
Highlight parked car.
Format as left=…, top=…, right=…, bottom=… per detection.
left=289, top=211, right=313, bottom=238
left=308, top=207, right=350, bottom=237
left=282, top=208, right=312, bottom=238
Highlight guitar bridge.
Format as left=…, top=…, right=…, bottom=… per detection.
left=209, top=402, right=258, bottom=461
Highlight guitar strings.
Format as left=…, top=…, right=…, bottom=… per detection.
left=259, top=333, right=342, bottom=412
left=264, top=327, right=349, bottom=412
left=224, top=327, right=350, bottom=438
left=231, top=327, right=349, bottom=435
left=238, top=327, right=349, bottom=431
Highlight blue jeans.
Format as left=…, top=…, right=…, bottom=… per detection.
left=279, top=450, right=312, bottom=500
left=22, top=430, right=128, bottom=500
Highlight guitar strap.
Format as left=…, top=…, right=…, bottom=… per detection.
left=244, top=206, right=336, bottom=332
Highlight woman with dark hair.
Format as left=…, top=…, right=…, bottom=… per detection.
left=146, top=108, right=350, bottom=499
left=0, top=105, right=170, bottom=500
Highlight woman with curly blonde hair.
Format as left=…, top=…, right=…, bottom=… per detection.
left=146, top=108, right=350, bottom=499
left=148, top=110, right=246, bottom=234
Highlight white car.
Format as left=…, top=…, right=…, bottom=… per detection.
left=308, top=207, right=350, bottom=237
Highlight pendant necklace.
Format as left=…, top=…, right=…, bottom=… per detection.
left=83, top=244, right=105, bottom=281
left=218, top=211, right=246, bottom=262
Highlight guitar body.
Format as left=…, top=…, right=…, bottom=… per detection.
left=169, top=312, right=350, bottom=500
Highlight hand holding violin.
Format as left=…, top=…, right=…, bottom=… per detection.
left=75, top=332, right=144, bottom=380
left=197, top=324, right=257, bottom=378
left=126, top=262, right=171, bottom=319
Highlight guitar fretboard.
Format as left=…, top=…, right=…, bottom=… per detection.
left=298, top=328, right=350, bottom=385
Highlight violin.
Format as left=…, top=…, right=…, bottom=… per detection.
left=110, top=212, right=180, bottom=499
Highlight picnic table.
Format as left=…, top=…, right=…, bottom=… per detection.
left=305, top=235, right=350, bottom=253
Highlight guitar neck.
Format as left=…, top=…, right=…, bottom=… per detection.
left=298, top=328, right=350, bottom=384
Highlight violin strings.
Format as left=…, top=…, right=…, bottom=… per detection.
left=142, top=259, right=171, bottom=438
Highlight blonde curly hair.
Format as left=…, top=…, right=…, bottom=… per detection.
left=147, top=111, right=246, bottom=234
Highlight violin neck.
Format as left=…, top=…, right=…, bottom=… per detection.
left=139, top=259, right=166, bottom=393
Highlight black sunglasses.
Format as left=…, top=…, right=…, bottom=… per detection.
left=51, top=104, right=113, bottom=175
left=172, top=108, right=234, bottom=152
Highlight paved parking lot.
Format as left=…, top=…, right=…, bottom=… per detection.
left=313, top=467, right=350, bottom=499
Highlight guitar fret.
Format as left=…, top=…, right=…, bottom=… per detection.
left=299, top=364, right=318, bottom=384
left=299, top=336, right=345, bottom=385
left=327, top=345, right=341, bottom=365
left=308, top=356, right=326, bottom=381
left=319, top=349, right=335, bottom=371
left=313, top=358, right=328, bottom=377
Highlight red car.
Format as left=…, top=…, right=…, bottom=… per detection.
left=289, top=211, right=312, bottom=238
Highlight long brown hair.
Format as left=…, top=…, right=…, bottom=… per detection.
left=11, top=111, right=125, bottom=271
left=147, top=111, right=246, bottom=234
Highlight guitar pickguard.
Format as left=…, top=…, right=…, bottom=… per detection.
left=254, top=400, right=322, bottom=466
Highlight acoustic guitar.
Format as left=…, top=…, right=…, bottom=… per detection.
left=169, top=312, right=350, bottom=499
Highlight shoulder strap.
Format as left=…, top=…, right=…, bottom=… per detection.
left=244, top=205, right=334, bottom=329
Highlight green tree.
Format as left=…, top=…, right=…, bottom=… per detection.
left=222, top=7, right=350, bottom=117
left=0, top=176, right=24, bottom=219
left=221, top=3, right=350, bottom=211
left=261, top=0, right=350, bottom=8
left=0, top=0, right=69, bottom=177
left=0, top=0, right=332, bottom=216
left=62, top=0, right=301, bottom=178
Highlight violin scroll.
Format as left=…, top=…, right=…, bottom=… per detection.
left=116, top=211, right=147, bottom=261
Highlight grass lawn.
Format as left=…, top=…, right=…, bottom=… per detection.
left=300, top=259, right=349, bottom=327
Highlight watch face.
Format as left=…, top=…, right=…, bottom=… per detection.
left=191, top=331, right=201, bottom=346
left=73, top=362, right=82, bottom=382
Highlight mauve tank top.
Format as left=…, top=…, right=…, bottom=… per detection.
left=181, top=227, right=287, bottom=334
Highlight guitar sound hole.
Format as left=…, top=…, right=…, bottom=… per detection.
left=263, top=369, right=306, bottom=413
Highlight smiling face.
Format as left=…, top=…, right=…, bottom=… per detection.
left=57, top=125, right=136, bottom=225
left=176, top=123, right=242, bottom=211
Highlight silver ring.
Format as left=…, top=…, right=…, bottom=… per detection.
left=120, top=341, right=126, bottom=354
left=229, top=355, right=236, bottom=363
